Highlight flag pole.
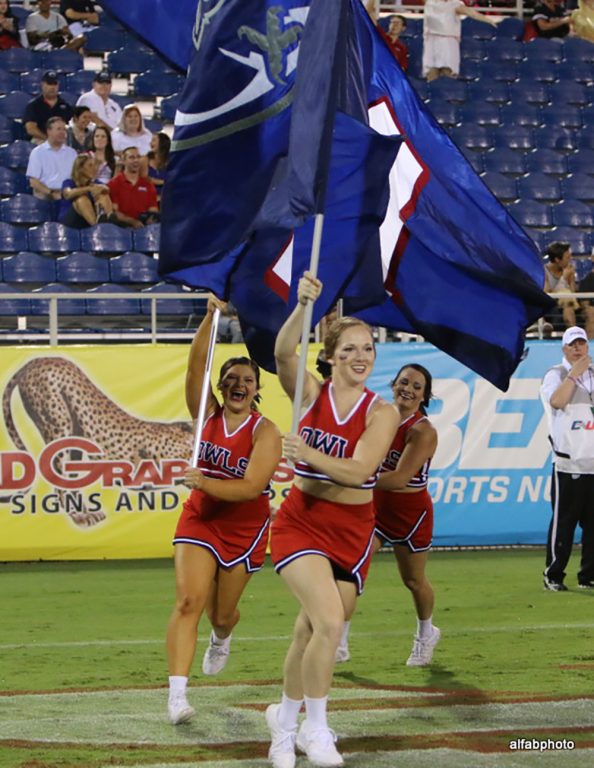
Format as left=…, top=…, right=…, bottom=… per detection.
left=290, top=212, right=325, bottom=436
left=191, top=307, right=221, bottom=466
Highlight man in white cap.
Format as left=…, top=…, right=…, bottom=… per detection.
left=540, top=326, right=594, bottom=591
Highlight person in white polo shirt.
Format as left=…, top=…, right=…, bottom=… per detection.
left=541, top=326, right=594, bottom=591
left=76, top=71, right=122, bottom=131
left=26, top=116, right=78, bottom=200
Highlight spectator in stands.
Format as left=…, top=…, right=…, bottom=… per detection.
left=24, top=70, right=74, bottom=144
left=111, top=105, right=153, bottom=159
left=422, top=0, right=498, bottom=82
left=25, top=0, right=85, bottom=52
left=544, top=241, right=580, bottom=331
left=365, top=1, right=409, bottom=71
left=0, top=0, right=21, bottom=50
left=108, top=147, right=159, bottom=228
left=59, top=154, right=116, bottom=228
left=85, top=125, right=116, bottom=184
left=577, top=258, right=594, bottom=339
left=60, top=0, right=99, bottom=37
left=66, top=105, right=92, bottom=152
left=572, top=0, right=594, bottom=41
left=26, top=116, right=78, bottom=201
left=217, top=302, right=243, bottom=343
left=533, top=0, right=572, bottom=39
left=147, top=132, right=171, bottom=197
left=76, top=71, right=122, bottom=132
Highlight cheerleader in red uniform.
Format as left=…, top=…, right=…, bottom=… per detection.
left=265, top=273, right=400, bottom=768
left=166, top=296, right=281, bottom=725
left=336, top=363, right=439, bottom=669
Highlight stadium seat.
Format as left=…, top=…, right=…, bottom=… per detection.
left=548, top=82, right=590, bottom=107
left=480, top=171, right=518, bottom=201
left=552, top=200, right=594, bottom=227
left=535, top=128, right=579, bottom=151
left=43, top=49, right=86, bottom=74
left=0, top=70, right=20, bottom=94
left=1, top=251, right=56, bottom=283
left=557, top=62, right=593, bottom=85
left=563, top=36, right=594, bottom=64
left=158, top=92, right=181, bottom=121
left=0, top=90, right=34, bottom=120
left=466, top=81, right=509, bottom=105
left=85, top=283, right=141, bottom=316
left=0, top=48, right=41, bottom=73
left=461, top=148, right=483, bottom=173
left=28, top=222, right=81, bottom=253
left=562, top=174, right=594, bottom=202
left=489, top=39, right=525, bottom=64
left=80, top=224, right=133, bottom=254
left=109, top=252, right=160, bottom=284
left=57, top=90, right=80, bottom=107
left=580, top=107, right=594, bottom=131
left=0, top=222, right=28, bottom=252
left=491, top=127, right=535, bottom=151
left=499, top=103, right=542, bottom=128
left=65, top=70, right=97, bottom=95
left=451, top=125, right=492, bottom=151
left=550, top=227, right=592, bottom=256
left=461, top=38, right=486, bottom=62
left=56, top=252, right=111, bottom=283
left=523, top=38, right=565, bottom=64
left=143, top=118, right=163, bottom=134
left=577, top=134, right=594, bottom=151
left=133, top=71, right=185, bottom=98
left=517, top=173, right=562, bottom=203
left=0, top=282, right=31, bottom=316
left=140, top=282, right=194, bottom=315
left=0, top=167, right=28, bottom=197
left=456, top=60, right=480, bottom=83
left=0, top=194, right=55, bottom=225
left=540, top=108, right=583, bottom=130
left=507, top=200, right=554, bottom=228
left=457, top=102, right=500, bottom=127
left=83, top=27, right=126, bottom=54
left=429, top=101, right=458, bottom=127
left=517, top=61, right=558, bottom=84
left=0, top=114, right=13, bottom=144
left=524, top=149, right=568, bottom=176
left=107, top=48, right=156, bottom=75
left=513, top=81, right=550, bottom=106
left=495, top=17, right=525, bottom=40
left=31, top=282, right=85, bottom=316
left=133, top=223, right=160, bottom=253
left=525, top=228, right=548, bottom=252
left=482, top=148, right=527, bottom=175
left=427, top=79, right=467, bottom=103
left=462, top=18, right=496, bottom=41
left=480, top=61, right=518, bottom=84
left=20, top=68, right=64, bottom=95
left=574, top=257, right=593, bottom=282
left=567, top=149, right=594, bottom=175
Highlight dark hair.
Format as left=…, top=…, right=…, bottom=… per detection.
left=154, top=132, right=171, bottom=166
left=316, top=349, right=332, bottom=379
left=546, top=241, right=571, bottom=263
left=391, top=14, right=407, bottom=28
left=85, top=126, right=116, bottom=176
left=73, top=105, right=90, bottom=120
left=218, top=357, right=262, bottom=407
left=391, top=363, right=433, bottom=414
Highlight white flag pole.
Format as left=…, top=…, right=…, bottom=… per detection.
left=290, top=212, right=325, bottom=436
left=191, top=307, right=221, bottom=466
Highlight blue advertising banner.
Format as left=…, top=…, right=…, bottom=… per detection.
left=368, top=340, right=563, bottom=546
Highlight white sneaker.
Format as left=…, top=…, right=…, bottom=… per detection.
left=202, top=633, right=231, bottom=675
left=167, top=694, right=195, bottom=725
left=296, top=719, right=344, bottom=767
left=335, top=644, right=350, bottom=663
left=265, top=703, right=297, bottom=768
left=406, top=626, right=441, bottom=667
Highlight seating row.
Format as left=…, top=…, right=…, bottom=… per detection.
left=0, top=250, right=159, bottom=284
left=0, top=221, right=160, bottom=253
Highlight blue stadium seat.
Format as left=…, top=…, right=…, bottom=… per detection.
left=482, top=148, right=527, bottom=175
left=466, top=81, right=509, bottom=105
left=110, top=93, right=133, bottom=109
left=557, top=62, right=593, bottom=85
left=461, top=38, right=486, bottom=62
left=523, top=38, right=565, bottom=64
left=540, top=108, right=583, bottom=130
left=429, top=101, right=458, bottom=127
left=83, top=27, right=126, bottom=54
left=525, top=228, right=548, bottom=252
left=489, top=39, right=525, bottom=64
left=80, top=224, right=133, bottom=254
left=133, top=71, right=184, bottom=98
left=143, top=118, right=163, bottom=134
left=495, top=17, right=525, bottom=40
left=0, top=282, right=31, bottom=315
left=1, top=251, right=56, bottom=283
left=451, top=125, right=492, bottom=151
left=457, top=60, right=480, bottom=83
left=548, top=82, right=590, bottom=107
left=0, top=167, right=28, bottom=197
left=524, top=149, right=568, bottom=176
left=563, top=36, right=594, bottom=64
left=574, top=257, right=593, bottom=282
left=133, top=223, right=160, bottom=252
left=109, top=252, right=160, bottom=284
left=56, top=252, right=111, bottom=283
left=427, top=79, right=467, bottom=103
left=562, top=174, right=594, bottom=202
left=31, top=282, right=86, bottom=316
left=10, top=5, right=30, bottom=22
left=462, top=18, right=496, bottom=41
left=480, top=171, right=518, bottom=201
left=0, top=70, right=20, bottom=94
left=499, top=103, right=542, bottom=128
left=513, top=81, right=550, bottom=106
left=27, top=222, right=81, bottom=253
left=550, top=227, right=592, bottom=256
left=0, top=114, right=13, bottom=144
left=0, top=48, right=41, bottom=73
left=0, top=194, right=55, bottom=225
left=507, top=200, right=554, bottom=228
left=58, top=90, right=80, bottom=106
left=19, top=68, right=64, bottom=95
left=0, top=222, right=28, bottom=252
left=535, top=129, right=579, bottom=152
left=85, top=283, right=141, bottom=316
left=567, top=149, right=594, bottom=175
left=457, top=102, right=500, bottom=127
left=580, top=107, right=594, bottom=131
left=552, top=200, right=594, bottom=227
left=517, top=61, right=558, bottom=84
left=65, top=70, right=96, bottom=95
left=517, top=173, right=562, bottom=202
left=492, top=127, right=535, bottom=151
left=0, top=90, right=34, bottom=120
left=159, top=92, right=181, bottom=121
left=107, top=48, right=157, bottom=75
left=461, top=148, right=484, bottom=174
left=577, top=134, right=594, bottom=151
left=140, top=282, right=194, bottom=315
left=479, top=61, right=518, bottom=84
left=43, top=49, right=85, bottom=74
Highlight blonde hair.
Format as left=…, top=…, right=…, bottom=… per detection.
left=323, top=317, right=375, bottom=360
left=71, top=154, right=95, bottom=187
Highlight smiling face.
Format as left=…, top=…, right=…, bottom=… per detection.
left=0, top=0, right=9, bottom=15
left=218, top=363, right=259, bottom=413
left=389, top=16, right=404, bottom=38
left=392, top=366, right=429, bottom=416
left=328, top=325, right=375, bottom=386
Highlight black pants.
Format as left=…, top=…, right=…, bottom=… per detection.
left=545, top=469, right=594, bottom=584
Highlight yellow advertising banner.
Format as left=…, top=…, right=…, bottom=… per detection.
left=0, top=344, right=321, bottom=561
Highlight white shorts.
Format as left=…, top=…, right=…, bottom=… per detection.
left=423, top=35, right=461, bottom=76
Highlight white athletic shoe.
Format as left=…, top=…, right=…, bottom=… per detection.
left=168, top=694, right=195, bottom=725
left=406, top=626, right=441, bottom=667
left=202, top=633, right=231, bottom=675
left=265, top=703, right=297, bottom=768
left=334, top=644, right=350, bottom=663
left=296, top=719, right=344, bottom=767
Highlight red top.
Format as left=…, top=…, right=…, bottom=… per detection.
left=380, top=411, right=431, bottom=489
left=294, top=380, right=379, bottom=489
left=378, top=27, right=409, bottom=72
left=108, top=172, right=158, bottom=219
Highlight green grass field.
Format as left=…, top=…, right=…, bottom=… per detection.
left=1, top=550, right=593, bottom=768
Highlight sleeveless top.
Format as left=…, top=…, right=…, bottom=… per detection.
left=294, top=380, right=379, bottom=489
left=379, top=411, right=432, bottom=489
left=197, top=404, right=269, bottom=494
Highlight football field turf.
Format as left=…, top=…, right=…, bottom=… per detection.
left=1, top=550, right=593, bottom=768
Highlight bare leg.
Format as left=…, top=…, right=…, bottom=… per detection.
left=440, top=67, right=456, bottom=79
left=206, top=563, right=252, bottom=638
left=73, top=195, right=97, bottom=226
left=393, top=546, right=434, bottom=620
left=583, top=304, right=594, bottom=339
left=425, top=67, right=440, bottom=82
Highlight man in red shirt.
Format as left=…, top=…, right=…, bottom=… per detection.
left=365, top=1, right=409, bottom=72
left=108, top=146, right=159, bottom=228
